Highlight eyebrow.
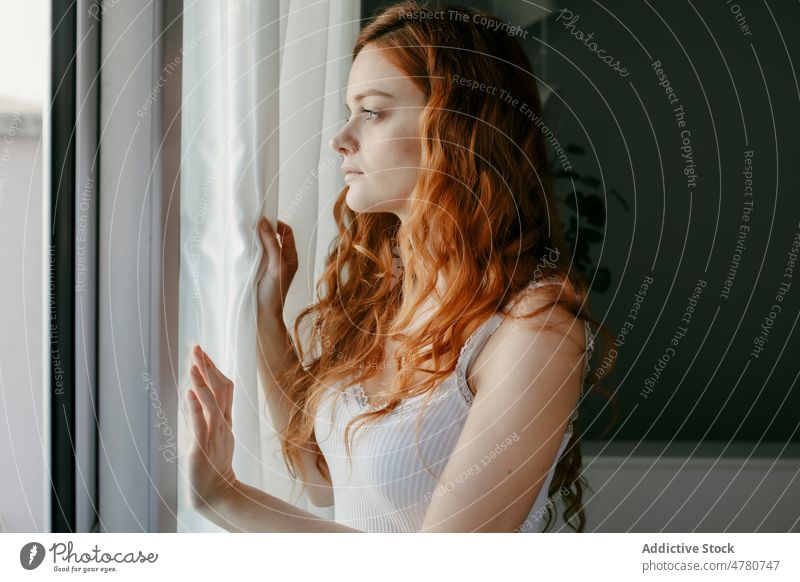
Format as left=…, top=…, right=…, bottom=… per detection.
left=343, top=89, right=395, bottom=111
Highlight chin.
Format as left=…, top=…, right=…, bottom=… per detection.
left=345, top=181, right=410, bottom=216
left=344, top=184, right=373, bottom=213
left=345, top=186, right=384, bottom=213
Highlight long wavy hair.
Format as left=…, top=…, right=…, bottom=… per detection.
left=274, top=0, right=618, bottom=532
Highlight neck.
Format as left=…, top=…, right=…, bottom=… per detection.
left=396, top=270, right=449, bottom=336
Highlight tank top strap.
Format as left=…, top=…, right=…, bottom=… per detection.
left=453, top=312, right=506, bottom=405
left=452, top=276, right=564, bottom=405
left=453, top=276, right=585, bottom=430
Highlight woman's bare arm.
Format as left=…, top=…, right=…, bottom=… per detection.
left=187, top=346, right=350, bottom=532
left=195, top=479, right=357, bottom=532
left=257, top=315, right=333, bottom=507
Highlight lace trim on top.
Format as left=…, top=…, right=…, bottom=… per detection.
left=338, top=278, right=595, bottom=429
left=340, top=326, right=483, bottom=417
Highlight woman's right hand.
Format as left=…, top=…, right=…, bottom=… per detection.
left=185, top=345, right=238, bottom=513
left=255, top=217, right=298, bottom=325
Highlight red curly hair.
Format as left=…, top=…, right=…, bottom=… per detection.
left=274, top=0, right=617, bottom=532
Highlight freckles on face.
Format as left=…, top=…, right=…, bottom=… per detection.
left=332, top=44, right=427, bottom=216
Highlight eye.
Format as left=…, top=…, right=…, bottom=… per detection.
left=344, top=105, right=378, bottom=123
left=361, top=106, right=378, bottom=120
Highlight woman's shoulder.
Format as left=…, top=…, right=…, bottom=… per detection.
left=501, top=275, right=566, bottom=317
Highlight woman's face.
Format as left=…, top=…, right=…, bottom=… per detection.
left=329, top=44, right=427, bottom=220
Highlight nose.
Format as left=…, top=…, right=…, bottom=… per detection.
left=329, top=121, right=358, bottom=156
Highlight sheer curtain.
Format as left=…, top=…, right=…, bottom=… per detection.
left=177, top=0, right=359, bottom=532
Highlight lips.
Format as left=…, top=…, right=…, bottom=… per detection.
left=344, top=171, right=364, bottom=183
left=342, top=165, right=365, bottom=183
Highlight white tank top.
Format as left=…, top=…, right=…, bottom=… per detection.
left=314, top=279, right=595, bottom=532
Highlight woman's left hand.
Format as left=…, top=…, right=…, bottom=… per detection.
left=185, top=345, right=239, bottom=512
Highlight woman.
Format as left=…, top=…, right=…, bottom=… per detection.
left=184, top=0, right=614, bottom=533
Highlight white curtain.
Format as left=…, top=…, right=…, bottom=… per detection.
left=177, top=0, right=360, bottom=532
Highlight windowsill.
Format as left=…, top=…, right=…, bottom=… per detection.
left=583, top=440, right=800, bottom=460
